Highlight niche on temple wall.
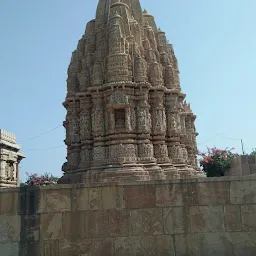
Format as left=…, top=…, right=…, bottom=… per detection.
left=114, top=109, right=126, bottom=129
left=5, top=161, right=15, bottom=181
left=108, top=90, right=132, bottom=132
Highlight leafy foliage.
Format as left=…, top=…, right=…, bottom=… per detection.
left=198, top=147, right=238, bottom=177
left=250, top=148, right=256, bottom=156
left=22, top=172, right=59, bottom=187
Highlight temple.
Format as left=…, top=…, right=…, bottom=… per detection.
left=0, top=129, right=25, bottom=187
left=59, top=0, right=204, bottom=184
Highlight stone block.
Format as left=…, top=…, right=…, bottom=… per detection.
left=130, top=208, right=164, bottom=236
left=41, top=240, right=59, bottom=256
left=156, top=184, right=183, bottom=207
left=19, top=242, right=41, bottom=256
left=58, top=239, right=71, bottom=256
left=38, top=189, right=71, bottom=213
left=230, top=181, right=256, bottom=204
left=124, top=185, right=155, bottom=209
left=0, top=214, right=21, bottom=242
left=175, top=232, right=256, bottom=256
left=241, top=205, right=256, bottom=231
left=86, top=210, right=109, bottom=238
left=71, top=187, right=89, bottom=211
left=91, top=238, right=114, bottom=256
left=70, top=239, right=92, bottom=256
left=224, top=205, right=242, bottom=231
left=108, top=209, right=130, bottom=237
left=62, top=211, right=86, bottom=239
left=194, top=182, right=230, bottom=205
left=163, top=207, right=188, bottom=234
left=88, top=186, right=124, bottom=210
left=68, top=238, right=114, bottom=256
left=0, top=192, right=19, bottom=214
left=189, top=206, right=225, bottom=233
left=20, top=214, right=40, bottom=242
left=174, top=233, right=235, bottom=256
left=0, top=242, right=19, bottom=256
left=156, top=182, right=229, bottom=207
left=114, top=235, right=175, bottom=256
left=40, top=213, right=62, bottom=240
left=229, top=232, right=256, bottom=256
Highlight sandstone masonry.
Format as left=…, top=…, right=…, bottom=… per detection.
left=60, top=0, right=204, bottom=184
left=0, top=130, right=25, bottom=187
left=0, top=176, right=256, bottom=255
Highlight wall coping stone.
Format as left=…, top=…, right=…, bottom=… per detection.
left=0, top=174, right=256, bottom=193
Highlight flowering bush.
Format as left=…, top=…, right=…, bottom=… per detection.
left=23, top=172, right=59, bottom=187
left=197, top=147, right=238, bottom=177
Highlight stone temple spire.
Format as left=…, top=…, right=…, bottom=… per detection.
left=59, top=0, right=204, bottom=184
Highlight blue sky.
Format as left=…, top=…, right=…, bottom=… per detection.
left=0, top=0, right=255, bottom=181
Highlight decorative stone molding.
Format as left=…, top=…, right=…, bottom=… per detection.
left=59, top=0, right=205, bottom=184
left=0, top=129, right=25, bottom=187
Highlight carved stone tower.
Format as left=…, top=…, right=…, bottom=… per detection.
left=59, top=0, right=204, bottom=184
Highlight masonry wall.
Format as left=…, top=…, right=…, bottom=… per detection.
left=227, top=155, right=256, bottom=176
left=0, top=176, right=256, bottom=256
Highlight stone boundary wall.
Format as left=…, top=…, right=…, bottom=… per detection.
left=0, top=176, right=256, bottom=255
left=227, top=155, right=256, bottom=176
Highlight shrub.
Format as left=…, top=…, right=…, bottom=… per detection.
left=250, top=148, right=256, bottom=156
left=23, top=172, right=59, bottom=187
left=198, top=147, right=238, bottom=177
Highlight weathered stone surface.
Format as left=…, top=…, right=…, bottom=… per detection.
left=1, top=178, right=256, bottom=255
left=0, top=192, right=19, bottom=214
left=124, top=185, right=155, bottom=209
left=58, top=239, right=71, bottom=256
left=156, top=184, right=183, bottom=207
left=194, top=182, right=230, bottom=205
left=60, top=0, right=204, bottom=184
left=91, top=238, right=114, bottom=256
left=163, top=207, right=188, bottom=234
left=175, top=233, right=234, bottom=256
left=130, top=208, right=164, bottom=236
left=156, top=182, right=229, bottom=207
left=41, top=240, right=59, bottom=256
left=0, top=129, right=25, bottom=188
left=175, top=232, right=256, bottom=256
left=241, top=205, right=256, bottom=231
left=189, top=206, right=225, bottom=233
left=0, top=215, right=21, bottom=242
left=109, top=209, right=130, bottom=237
left=40, top=213, right=62, bottom=240
left=64, top=238, right=114, bottom=256
left=224, top=205, right=242, bottom=231
left=230, top=181, right=256, bottom=204
left=229, top=232, right=256, bottom=256
left=115, top=235, right=175, bottom=256
left=72, top=187, right=89, bottom=211
left=38, top=189, right=71, bottom=213
left=88, top=186, right=124, bottom=210
left=63, top=211, right=86, bottom=239
left=0, top=242, right=19, bottom=256
left=22, top=214, right=40, bottom=242
left=86, top=211, right=109, bottom=238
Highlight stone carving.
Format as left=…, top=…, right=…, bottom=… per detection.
left=70, top=119, right=80, bottom=144
left=110, top=91, right=129, bottom=106
left=80, top=113, right=92, bottom=141
left=60, top=0, right=204, bottom=184
left=0, top=130, right=25, bottom=187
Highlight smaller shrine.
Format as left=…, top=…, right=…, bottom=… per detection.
left=0, top=129, right=26, bottom=187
